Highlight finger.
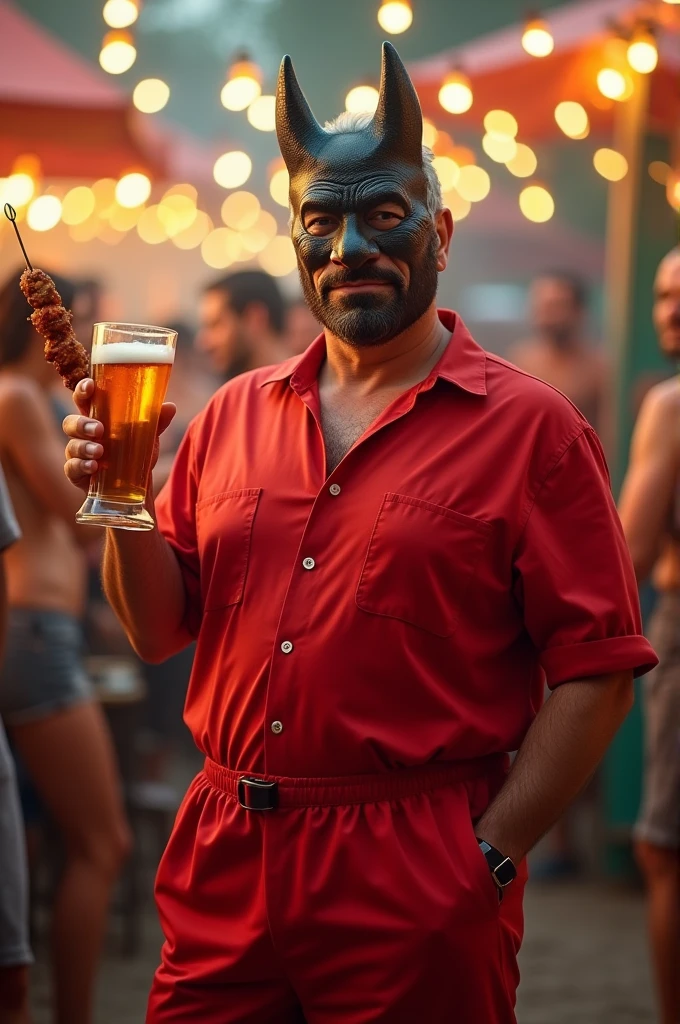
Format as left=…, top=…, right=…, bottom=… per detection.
left=64, top=457, right=98, bottom=488
left=158, top=403, right=177, bottom=437
left=73, top=378, right=94, bottom=417
left=62, top=414, right=104, bottom=441
left=65, top=439, right=104, bottom=461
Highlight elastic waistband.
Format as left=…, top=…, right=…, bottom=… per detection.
left=203, top=754, right=507, bottom=808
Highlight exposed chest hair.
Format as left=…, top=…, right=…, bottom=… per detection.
left=320, top=389, right=403, bottom=475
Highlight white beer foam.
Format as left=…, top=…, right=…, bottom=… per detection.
left=91, top=341, right=175, bottom=366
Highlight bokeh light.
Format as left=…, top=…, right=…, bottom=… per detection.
left=241, top=210, right=278, bottom=253
left=115, top=172, right=151, bottom=208
left=345, top=85, right=380, bottom=114
left=221, top=191, right=261, bottom=230
left=519, top=184, right=555, bottom=222
left=102, top=0, right=138, bottom=29
left=69, top=218, right=100, bottom=243
left=505, top=143, right=538, bottom=178
left=377, top=0, right=413, bottom=34
left=92, top=178, right=117, bottom=210
left=247, top=95, right=276, bottom=132
left=482, top=133, right=518, bottom=163
left=627, top=31, right=658, bottom=74
left=221, top=61, right=262, bottom=111
left=133, top=78, right=170, bottom=113
left=422, top=118, right=438, bottom=149
left=649, top=160, right=671, bottom=184
left=99, top=30, right=136, bottom=74
left=439, top=71, right=473, bottom=114
left=483, top=110, right=518, bottom=137
left=593, top=148, right=628, bottom=181
left=137, top=205, right=168, bottom=244
left=61, top=186, right=96, bottom=225
left=521, top=17, right=554, bottom=57
left=258, top=236, right=298, bottom=277
left=456, top=165, right=490, bottom=202
left=1, top=173, right=35, bottom=208
left=26, top=195, right=62, bottom=232
left=108, top=203, right=143, bottom=231
left=171, top=210, right=212, bottom=250
left=554, top=101, right=590, bottom=139
left=597, top=67, right=632, bottom=101
left=201, top=227, right=243, bottom=269
left=443, top=188, right=471, bottom=221
left=432, top=156, right=460, bottom=192
left=269, top=166, right=290, bottom=208
left=213, top=151, right=252, bottom=189
left=158, top=193, right=198, bottom=235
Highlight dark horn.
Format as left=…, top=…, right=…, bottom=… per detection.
left=372, top=41, right=423, bottom=166
left=276, top=55, right=326, bottom=176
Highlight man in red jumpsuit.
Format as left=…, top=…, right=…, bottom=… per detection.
left=64, top=43, right=656, bottom=1024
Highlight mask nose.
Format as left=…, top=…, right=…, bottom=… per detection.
left=331, top=214, right=379, bottom=270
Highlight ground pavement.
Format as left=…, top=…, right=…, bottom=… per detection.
left=29, top=878, right=655, bottom=1023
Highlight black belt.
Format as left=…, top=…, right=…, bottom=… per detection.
left=237, top=776, right=279, bottom=811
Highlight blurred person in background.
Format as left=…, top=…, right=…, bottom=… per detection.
left=0, top=466, right=31, bottom=1024
left=0, top=270, right=130, bottom=1024
left=285, top=296, right=322, bottom=355
left=196, top=269, right=288, bottom=378
left=618, top=246, right=680, bottom=1024
left=508, top=272, right=608, bottom=436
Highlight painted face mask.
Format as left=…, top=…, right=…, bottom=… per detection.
left=275, top=42, right=440, bottom=346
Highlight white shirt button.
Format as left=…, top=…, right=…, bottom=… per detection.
left=302, top=557, right=315, bottom=570
left=271, top=720, right=283, bottom=735
left=280, top=640, right=293, bottom=654
left=329, top=483, right=341, bottom=496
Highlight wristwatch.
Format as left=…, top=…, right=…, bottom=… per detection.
left=477, top=840, right=517, bottom=901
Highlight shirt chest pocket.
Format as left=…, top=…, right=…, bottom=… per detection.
left=196, top=488, right=261, bottom=612
left=356, top=492, right=492, bottom=638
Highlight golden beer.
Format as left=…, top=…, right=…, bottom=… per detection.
left=76, top=324, right=176, bottom=530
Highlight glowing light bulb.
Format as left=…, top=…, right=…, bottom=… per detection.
left=103, top=0, right=139, bottom=29
left=115, top=171, right=151, bottom=208
left=554, top=101, right=590, bottom=139
left=133, top=78, right=170, bottom=113
left=213, top=151, right=252, bottom=190
left=377, top=0, right=413, bottom=35
left=438, top=71, right=473, bottom=115
left=99, top=30, right=136, bottom=74
left=27, top=195, right=62, bottom=232
left=247, top=95, right=276, bottom=132
left=505, top=143, right=537, bottom=178
left=220, top=57, right=262, bottom=111
left=593, top=148, right=628, bottom=181
left=61, top=186, right=96, bottom=225
left=345, top=85, right=380, bottom=114
left=456, top=165, right=490, bottom=202
left=269, top=166, right=290, bottom=208
left=519, top=184, right=554, bottom=222
left=627, top=30, right=658, bottom=74
left=522, top=17, right=554, bottom=58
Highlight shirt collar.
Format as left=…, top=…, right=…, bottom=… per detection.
left=259, top=308, right=487, bottom=397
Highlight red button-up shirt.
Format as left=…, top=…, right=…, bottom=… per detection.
left=156, top=310, right=656, bottom=776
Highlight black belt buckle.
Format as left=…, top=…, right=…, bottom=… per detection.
left=237, top=776, right=278, bottom=811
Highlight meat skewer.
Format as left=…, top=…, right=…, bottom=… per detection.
left=3, top=203, right=90, bottom=391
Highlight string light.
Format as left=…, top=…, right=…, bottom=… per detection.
left=220, top=55, right=262, bottom=111
left=506, top=143, right=538, bottom=177
left=115, top=172, right=151, bottom=208
left=102, top=0, right=139, bottom=29
left=593, top=148, right=628, bottom=181
left=626, top=27, right=658, bottom=74
left=438, top=70, right=473, bottom=114
left=377, top=0, right=413, bottom=34
left=133, top=79, right=170, bottom=113
left=519, top=184, right=554, bottom=222
left=456, top=165, right=490, bottom=202
left=213, top=151, right=252, bottom=190
left=61, top=186, right=96, bottom=225
left=99, top=30, right=136, bottom=74
left=554, top=101, right=590, bottom=139
left=521, top=16, right=554, bottom=58
left=247, top=95, right=276, bottom=132
left=27, top=195, right=62, bottom=232
left=345, top=85, right=380, bottom=114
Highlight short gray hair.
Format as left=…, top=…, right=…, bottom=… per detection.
left=323, top=110, right=443, bottom=220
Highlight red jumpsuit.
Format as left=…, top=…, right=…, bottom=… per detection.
left=149, top=311, right=655, bottom=1022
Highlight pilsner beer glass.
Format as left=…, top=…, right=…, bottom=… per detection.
left=76, top=322, right=177, bottom=531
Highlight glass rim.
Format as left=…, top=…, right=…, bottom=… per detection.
left=92, top=321, right=178, bottom=337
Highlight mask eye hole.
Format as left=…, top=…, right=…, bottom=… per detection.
left=303, top=213, right=340, bottom=237
left=366, top=206, right=405, bottom=231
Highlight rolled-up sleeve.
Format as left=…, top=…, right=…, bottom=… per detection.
left=514, top=426, right=658, bottom=687
left=155, top=423, right=202, bottom=638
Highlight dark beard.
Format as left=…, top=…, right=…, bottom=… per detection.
left=299, top=236, right=440, bottom=347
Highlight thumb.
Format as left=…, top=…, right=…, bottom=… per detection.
left=158, top=402, right=177, bottom=437
left=73, top=378, right=94, bottom=417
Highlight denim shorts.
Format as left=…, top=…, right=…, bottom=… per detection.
left=0, top=609, right=93, bottom=727
left=0, top=718, right=32, bottom=965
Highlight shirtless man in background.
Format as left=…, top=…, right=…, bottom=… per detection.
left=0, top=269, right=130, bottom=1024
left=508, top=272, right=608, bottom=436
left=618, top=247, right=680, bottom=1024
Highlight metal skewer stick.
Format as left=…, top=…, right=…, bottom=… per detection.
left=3, top=203, right=33, bottom=271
